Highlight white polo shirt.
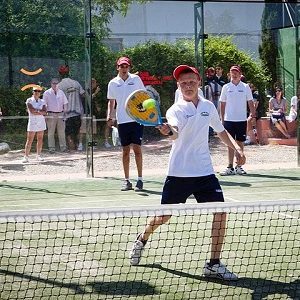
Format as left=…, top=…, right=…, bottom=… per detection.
left=219, top=81, right=253, bottom=121
left=166, top=97, right=224, bottom=177
left=43, top=88, right=68, bottom=112
left=107, top=73, right=145, bottom=124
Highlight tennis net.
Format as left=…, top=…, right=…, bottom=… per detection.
left=0, top=200, right=299, bottom=300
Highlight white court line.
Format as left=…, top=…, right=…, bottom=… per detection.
left=1, top=198, right=160, bottom=208
left=226, top=190, right=299, bottom=196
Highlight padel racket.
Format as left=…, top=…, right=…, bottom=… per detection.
left=125, top=89, right=173, bottom=135
left=125, top=89, right=164, bottom=126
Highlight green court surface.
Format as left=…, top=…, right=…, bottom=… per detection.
left=0, top=168, right=299, bottom=211
left=0, top=168, right=299, bottom=300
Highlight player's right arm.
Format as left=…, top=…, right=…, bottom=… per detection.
left=158, top=123, right=178, bottom=140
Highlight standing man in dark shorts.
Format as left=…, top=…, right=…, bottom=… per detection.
left=219, top=65, right=256, bottom=176
left=129, top=65, right=246, bottom=280
left=107, top=57, right=146, bottom=191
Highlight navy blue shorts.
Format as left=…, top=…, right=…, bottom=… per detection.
left=161, top=174, right=224, bottom=204
left=118, top=122, right=144, bottom=146
left=223, top=121, right=247, bottom=142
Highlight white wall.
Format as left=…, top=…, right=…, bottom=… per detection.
left=107, top=1, right=265, bottom=57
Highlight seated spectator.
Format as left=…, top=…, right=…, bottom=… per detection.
left=269, top=87, right=290, bottom=138
left=286, top=90, right=299, bottom=123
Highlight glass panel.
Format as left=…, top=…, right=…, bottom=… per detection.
left=200, top=1, right=299, bottom=155
left=0, top=0, right=87, bottom=177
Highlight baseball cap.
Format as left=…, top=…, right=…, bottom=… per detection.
left=230, top=65, right=241, bottom=73
left=116, top=57, right=131, bottom=66
left=58, top=65, right=69, bottom=75
left=173, top=65, right=201, bottom=81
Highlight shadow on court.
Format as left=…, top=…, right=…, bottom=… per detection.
left=245, top=173, right=300, bottom=181
left=0, top=269, right=158, bottom=297
left=219, top=181, right=251, bottom=187
left=100, top=176, right=164, bottom=186
left=139, top=264, right=300, bottom=300
left=0, top=183, right=82, bottom=197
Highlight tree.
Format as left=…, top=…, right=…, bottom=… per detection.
left=0, top=0, right=147, bottom=86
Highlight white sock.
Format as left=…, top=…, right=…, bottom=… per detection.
left=138, top=177, right=143, bottom=181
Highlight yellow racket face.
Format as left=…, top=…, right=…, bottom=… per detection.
left=125, top=90, right=162, bottom=126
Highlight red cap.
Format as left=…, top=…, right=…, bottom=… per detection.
left=58, top=65, right=69, bottom=75
left=173, top=65, right=201, bottom=81
left=116, top=57, right=131, bottom=66
left=230, top=65, right=241, bottom=73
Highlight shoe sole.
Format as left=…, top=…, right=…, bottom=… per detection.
left=121, top=187, right=133, bottom=191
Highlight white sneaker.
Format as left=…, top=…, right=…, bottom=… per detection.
left=129, top=235, right=145, bottom=266
left=203, top=262, right=238, bottom=281
left=36, top=155, right=44, bottom=162
left=77, top=143, right=83, bottom=151
left=104, top=141, right=112, bottom=148
left=22, top=156, right=29, bottom=163
left=220, top=167, right=236, bottom=176
left=235, top=165, right=247, bottom=175
left=244, top=137, right=251, bottom=145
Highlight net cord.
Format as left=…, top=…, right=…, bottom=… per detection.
left=0, top=199, right=299, bottom=221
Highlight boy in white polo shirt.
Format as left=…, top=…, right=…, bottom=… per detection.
left=107, top=56, right=146, bottom=191
left=219, top=65, right=256, bottom=176
left=129, top=64, right=246, bottom=281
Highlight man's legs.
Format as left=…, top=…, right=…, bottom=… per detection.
left=121, top=145, right=133, bottom=191
left=132, top=145, right=142, bottom=176
left=57, top=115, right=67, bottom=151
left=47, top=115, right=57, bottom=152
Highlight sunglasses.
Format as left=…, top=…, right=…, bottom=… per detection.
left=118, top=64, right=129, bottom=68
left=33, top=90, right=42, bottom=92
left=51, top=82, right=59, bottom=85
